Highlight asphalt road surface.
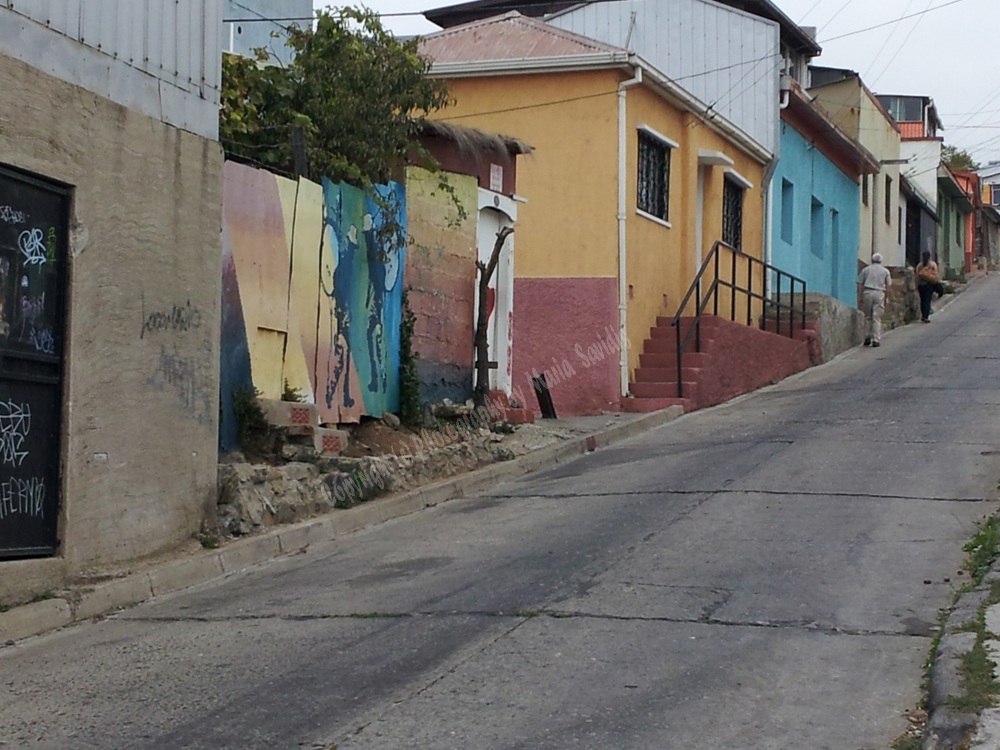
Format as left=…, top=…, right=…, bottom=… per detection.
left=4, top=278, right=1000, bottom=750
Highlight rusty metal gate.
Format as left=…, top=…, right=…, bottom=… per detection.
left=0, top=165, right=69, bottom=558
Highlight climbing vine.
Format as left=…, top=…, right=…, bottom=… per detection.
left=398, top=290, right=423, bottom=426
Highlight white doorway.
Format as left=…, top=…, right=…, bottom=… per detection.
left=475, top=190, right=517, bottom=394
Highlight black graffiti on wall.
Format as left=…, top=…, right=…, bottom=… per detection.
left=146, top=345, right=213, bottom=424
left=141, top=299, right=203, bottom=339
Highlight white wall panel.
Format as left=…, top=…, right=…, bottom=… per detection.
left=549, top=0, right=779, bottom=155
left=0, top=0, right=221, bottom=139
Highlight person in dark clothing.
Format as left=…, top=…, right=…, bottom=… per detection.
left=915, top=251, right=941, bottom=323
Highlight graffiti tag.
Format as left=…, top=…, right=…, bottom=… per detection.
left=0, top=205, right=26, bottom=224
left=46, top=227, right=57, bottom=264
left=0, top=477, right=45, bottom=520
left=0, top=258, right=9, bottom=338
left=0, top=400, right=31, bottom=467
left=18, top=228, right=47, bottom=266
left=141, top=300, right=203, bottom=339
left=147, top=346, right=212, bottom=424
left=29, top=327, right=55, bottom=355
left=19, top=293, right=45, bottom=339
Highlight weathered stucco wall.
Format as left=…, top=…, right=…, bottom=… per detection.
left=0, top=50, right=222, bottom=593
left=404, top=167, right=478, bottom=405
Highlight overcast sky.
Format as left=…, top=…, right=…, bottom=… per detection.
left=315, top=0, right=1000, bottom=164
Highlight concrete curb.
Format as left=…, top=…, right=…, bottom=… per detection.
left=0, top=405, right=683, bottom=645
left=925, top=552, right=1000, bottom=748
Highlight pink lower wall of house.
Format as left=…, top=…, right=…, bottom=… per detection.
left=694, top=317, right=813, bottom=410
left=511, top=277, right=620, bottom=416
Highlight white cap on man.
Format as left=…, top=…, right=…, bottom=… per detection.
left=871, top=253, right=883, bottom=264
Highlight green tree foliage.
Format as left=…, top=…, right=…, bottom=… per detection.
left=943, top=145, right=981, bottom=173
left=220, top=7, right=450, bottom=186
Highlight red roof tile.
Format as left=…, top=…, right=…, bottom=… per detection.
left=419, top=11, right=624, bottom=64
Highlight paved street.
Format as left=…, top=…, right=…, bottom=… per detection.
left=4, top=279, right=1000, bottom=750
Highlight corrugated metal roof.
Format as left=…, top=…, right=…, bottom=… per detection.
left=419, top=11, right=624, bottom=63
left=424, top=0, right=821, bottom=56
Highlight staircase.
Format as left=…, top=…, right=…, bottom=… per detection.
left=621, top=316, right=715, bottom=413
left=623, top=241, right=816, bottom=414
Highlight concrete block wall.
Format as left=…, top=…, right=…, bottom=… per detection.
left=0, top=51, right=223, bottom=600
left=404, top=167, right=479, bottom=405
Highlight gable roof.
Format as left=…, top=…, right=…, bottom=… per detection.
left=424, top=0, right=821, bottom=56
left=419, top=10, right=625, bottom=63
left=418, top=12, right=772, bottom=165
left=783, top=81, right=878, bottom=181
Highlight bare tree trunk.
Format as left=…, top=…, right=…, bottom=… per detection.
left=474, top=226, right=514, bottom=409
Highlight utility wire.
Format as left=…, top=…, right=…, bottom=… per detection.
left=869, top=0, right=931, bottom=88
left=862, top=0, right=915, bottom=80
left=820, top=0, right=972, bottom=43
left=798, top=0, right=824, bottom=23
left=228, top=0, right=973, bottom=34
left=818, top=0, right=857, bottom=34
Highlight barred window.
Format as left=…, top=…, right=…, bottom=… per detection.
left=637, top=131, right=671, bottom=221
left=723, top=177, right=744, bottom=252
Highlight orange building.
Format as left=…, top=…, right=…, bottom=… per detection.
left=420, top=13, right=772, bottom=415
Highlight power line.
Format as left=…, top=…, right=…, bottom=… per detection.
left=943, top=109, right=1000, bottom=117
left=820, top=0, right=972, bottom=43
left=441, top=88, right=619, bottom=120
left=862, top=0, right=916, bottom=80
left=228, top=0, right=974, bottom=35
left=869, top=0, right=931, bottom=88
left=798, top=0, right=824, bottom=23
left=818, top=0, right=858, bottom=34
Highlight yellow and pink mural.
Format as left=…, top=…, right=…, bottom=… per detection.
left=220, top=161, right=405, bottom=449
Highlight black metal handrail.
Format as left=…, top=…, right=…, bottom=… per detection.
left=670, top=240, right=808, bottom=398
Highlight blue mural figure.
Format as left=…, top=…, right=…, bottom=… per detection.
left=363, top=219, right=386, bottom=393
left=321, top=180, right=356, bottom=410
left=363, top=183, right=405, bottom=399
left=319, top=178, right=405, bottom=418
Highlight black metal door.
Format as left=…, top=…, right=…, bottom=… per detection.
left=0, top=165, right=68, bottom=559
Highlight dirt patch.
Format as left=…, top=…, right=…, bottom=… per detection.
left=342, top=418, right=419, bottom=458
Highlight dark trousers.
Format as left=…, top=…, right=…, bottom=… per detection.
left=918, top=282, right=934, bottom=320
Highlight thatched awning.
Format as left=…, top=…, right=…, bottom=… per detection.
left=418, top=119, right=533, bottom=157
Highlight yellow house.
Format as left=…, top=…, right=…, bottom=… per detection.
left=420, top=13, right=770, bottom=415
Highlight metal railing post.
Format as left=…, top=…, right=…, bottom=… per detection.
left=776, top=272, right=782, bottom=337
left=713, top=248, right=720, bottom=317
left=746, top=256, right=753, bottom=327
left=730, top=250, right=737, bottom=321
left=801, top=280, right=807, bottom=331
left=676, top=319, right=683, bottom=399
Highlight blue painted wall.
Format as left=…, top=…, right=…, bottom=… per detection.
left=770, top=121, right=861, bottom=307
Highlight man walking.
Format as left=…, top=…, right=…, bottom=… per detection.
left=858, top=253, right=891, bottom=347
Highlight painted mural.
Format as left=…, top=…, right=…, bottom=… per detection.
left=220, top=161, right=406, bottom=443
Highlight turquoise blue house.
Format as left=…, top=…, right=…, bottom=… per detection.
left=771, top=83, right=878, bottom=307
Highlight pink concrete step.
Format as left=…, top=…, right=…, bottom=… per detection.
left=488, top=389, right=535, bottom=424
left=630, top=381, right=697, bottom=399
left=640, top=351, right=710, bottom=369
left=621, top=396, right=691, bottom=413
left=633, top=367, right=703, bottom=384
left=642, top=337, right=716, bottom=355
left=501, top=407, right=535, bottom=425
left=656, top=315, right=725, bottom=329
